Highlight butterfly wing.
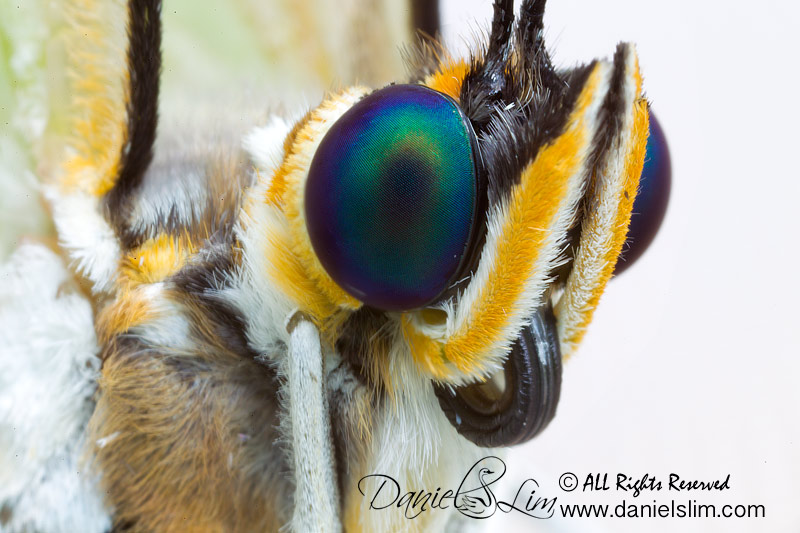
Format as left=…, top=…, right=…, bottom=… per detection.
left=0, top=244, right=110, bottom=532
left=0, top=1, right=57, bottom=260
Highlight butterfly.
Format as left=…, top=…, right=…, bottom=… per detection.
left=0, top=0, right=668, bottom=531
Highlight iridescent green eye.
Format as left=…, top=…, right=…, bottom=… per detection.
left=305, top=84, right=481, bottom=311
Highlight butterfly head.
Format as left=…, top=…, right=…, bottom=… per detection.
left=253, top=0, right=659, bottom=448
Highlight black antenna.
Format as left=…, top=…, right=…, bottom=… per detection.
left=517, top=0, right=546, bottom=51
left=481, top=0, right=515, bottom=96
left=488, top=0, right=515, bottom=60
left=411, top=0, right=441, bottom=37
left=517, top=0, right=561, bottom=90
left=106, top=0, right=162, bottom=246
left=459, top=0, right=516, bottom=128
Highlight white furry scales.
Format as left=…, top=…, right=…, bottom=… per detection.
left=286, top=318, right=341, bottom=533
left=0, top=244, right=111, bottom=533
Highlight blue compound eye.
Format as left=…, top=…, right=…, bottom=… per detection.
left=305, top=85, right=482, bottom=311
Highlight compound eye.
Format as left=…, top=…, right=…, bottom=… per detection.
left=305, top=85, right=482, bottom=311
left=615, top=110, right=672, bottom=274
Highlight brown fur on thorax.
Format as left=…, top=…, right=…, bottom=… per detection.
left=87, top=131, right=297, bottom=530
left=91, top=332, right=288, bottom=532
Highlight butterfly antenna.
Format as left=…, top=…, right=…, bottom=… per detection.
left=411, top=0, right=441, bottom=38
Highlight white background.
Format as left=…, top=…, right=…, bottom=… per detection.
left=437, top=1, right=800, bottom=531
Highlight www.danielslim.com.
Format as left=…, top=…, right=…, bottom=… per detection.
left=559, top=499, right=765, bottom=519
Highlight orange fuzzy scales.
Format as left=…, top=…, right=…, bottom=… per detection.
left=264, top=110, right=313, bottom=206
left=264, top=161, right=290, bottom=206
left=423, top=59, right=469, bottom=101
left=263, top=220, right=344, bottom=328
left=95, top=287, right=154, bottom=345
left=401, top=314, right=446, bottom=376
left=267, top=90, right=366, bottom=320
left=122, top=233, right=197, bottom=285
left=61, top=1, right=128, bottom=196
left=405, top=65, right=604, bottom=379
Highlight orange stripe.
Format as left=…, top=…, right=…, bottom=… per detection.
left=62, top=1, right=128, bottom=196
left=264, top=110, right=313, bottom=206
left=402, top=314, right=448, bottom=376
left=263, top=220, right=344, bottom=329
left=405, top=64, right=605, bottom=379
left=564, top=63, right=649, bottom=352
left=271, top=91, right=365, bottom=317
